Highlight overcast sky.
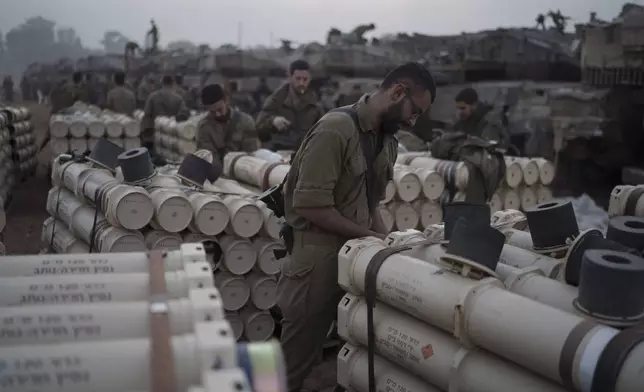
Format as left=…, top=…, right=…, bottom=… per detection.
left=0, top=0, right=630, bottom=48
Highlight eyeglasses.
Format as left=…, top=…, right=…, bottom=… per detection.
left=402, top=87, right=424, bottom=118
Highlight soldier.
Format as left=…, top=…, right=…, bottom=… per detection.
left=137, top=75, right=156, bottom=109
left=50, top=72, right=86, bottom=113
left=335, top=83, right=363, bottom=107
left=105, top=71, right=136, bottom=116
left=227, top=80, right=256, bottom=115
left=174, top=74, right=192, bottom=107
left=20, top=76, right=31, bottom=102
left=83, top=73, right=99, bottom=105
left=252, top=77, right=272, bottom=111
left=196, top=84, right=259, bottom=163
left=278, top=62, right=436, bottom=392
left=2, top=76, right=14, bottom=103
left=453, top=87, right=510, bottom=149
left=141, top=75, right=189, bottom=164
left=256, top=60, right=325, bottom=150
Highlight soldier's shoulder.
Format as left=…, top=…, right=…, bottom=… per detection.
left=266, top=84, right=289, bottom=102
left=197, top=113, right=213, bottom=128
left=312, top=110, right=359, bottom=141
left=236, top=111, right=255, bottom=125
left=482, top=109, right=503, bottom=125
left=320, top=109, right=360, bottom=131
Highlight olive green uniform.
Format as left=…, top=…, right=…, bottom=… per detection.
left=196, top=109, right=259, bottom=162
left=50, top=82, right=87, bottom=113
left=256, top=83, right=325, bottom=150
left=175, top=86, right=192, bottom=108
left=141, top=88, right=189, bottom=144
left=137, top=81, right=154, bottom=108
left=431, top=132, right=506, bottom=203
left=105, top=86, right=136, bottom=116
left=279, top=95, right=398, bottom=392
left=396, top=129, right=429, bottom=152
left=452, top=104, right=510, bottom=149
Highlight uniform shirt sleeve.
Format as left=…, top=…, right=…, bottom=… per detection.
left=255, top=93, right=280, bottom=140
left=175, top=95, right=190, bottom=122
left=196, top=119, right=219, bottom=160
left=105, top=90, right=114, bottom=111
left=142, top=95, right=155, bottom=129
left=293, top=127, right=346, bottom=209
left=374, top=137, right=398, bottom=203
left=240, top=114, right=260, bottom=152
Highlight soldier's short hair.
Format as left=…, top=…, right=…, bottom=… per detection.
left=201, top=84, right=225, bottom=106
left=114, top=72, right=126, bottom=86
left=381, top=62, right=436, bottom=103
left=455, top=87, right=478, bottom=105
left=289, top=60, right=310, bottom=75
left=162, top=75, right=174, bottom=86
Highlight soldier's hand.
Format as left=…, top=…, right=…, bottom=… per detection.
left=272, top=116, right=291, bottom=131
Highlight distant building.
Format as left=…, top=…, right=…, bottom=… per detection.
left=581, top=3, right=644, bottom=86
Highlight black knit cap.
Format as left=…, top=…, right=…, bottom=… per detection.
left=201, top=84, right=226, bottom=106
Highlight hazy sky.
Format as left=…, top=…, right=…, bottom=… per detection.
left=0, top=0, right=630, bottom=48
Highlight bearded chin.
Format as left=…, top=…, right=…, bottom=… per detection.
left=381, top=103, right=407, bottom=134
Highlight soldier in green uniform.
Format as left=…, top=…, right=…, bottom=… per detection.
left=453, top=87, right=510, bottom=148
left=174, top=74, right=192, bottom=108
left=278, top=62, right=436, bottom=392
left=50, top=72, right=87, bottom=113
left=196, top=84, right=259, bottom=162
left=141, top=75, right=189, bottom=164
left=105, top=71, right=136, bottom=116
left=137, top=75, right=156, bottom=109
left=256, top=60, right=325, bottom=150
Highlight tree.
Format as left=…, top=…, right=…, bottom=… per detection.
left=101, top=30, right=134, bottom=54
left=1, top=16, right=89, bottom=78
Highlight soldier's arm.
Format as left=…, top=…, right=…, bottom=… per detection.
left=372, top=139, right=397, bottom=235
left=240, top=115, right=260, bottom=152
left=196, top=121, right=221, bottom=162
left=175, top=97, right=190, bottom=122
left=255, top=94, right=280, bottom=140
left=141, top=95, right=156, bottom=130
left=482, top=117, right=510, bottom=149
left=104, top=91, right=114, bottom=111
left=294, top=125, right=383, bottom=239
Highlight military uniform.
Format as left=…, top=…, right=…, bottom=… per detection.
left=105, top=86, right=136, bottom=116
left=175, top=86, right=192, bottom=108
left=279, top=95, right=398, bottom=392
left=431, top=132, right=506, bottom=203
left=396, top=130, right=428, bottom=152
left=137, top=82, right=154, bottom=109
left=452, top=104, right=510, bottom=149
left=256, top=83, right=325, bottom=150
left=141, top=88, right=189, bottom=145
left=50, top=82, right=87, bottom=113
left=196, top=109, right=259, bottom=162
